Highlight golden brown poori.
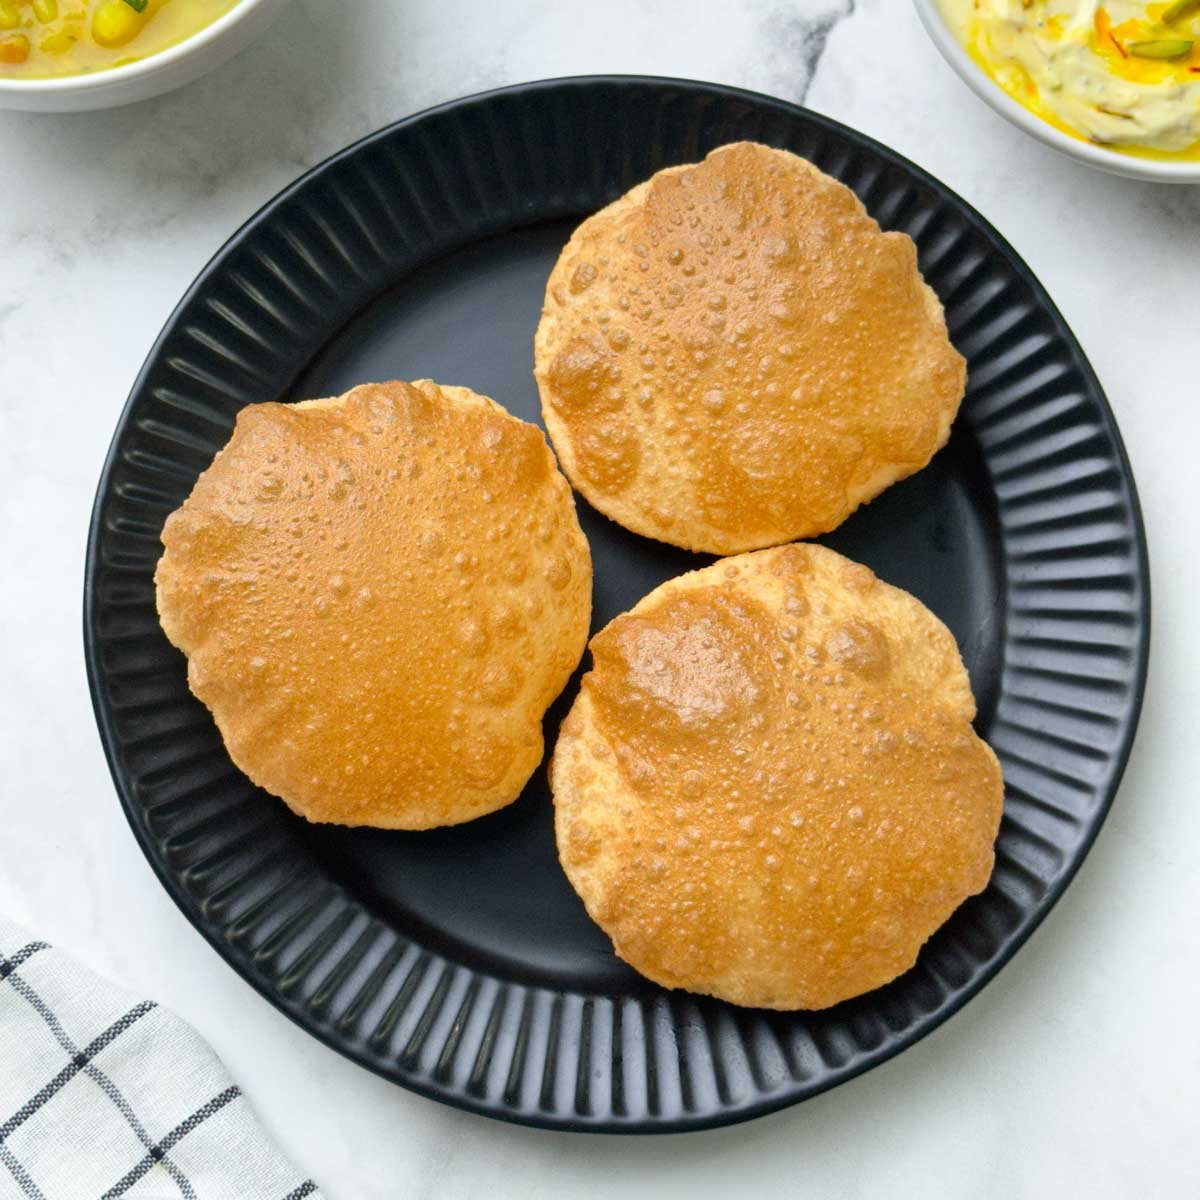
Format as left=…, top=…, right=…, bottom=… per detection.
left=534, top=142, right=965, bottom=555
left=551, top=543, right=1002, bottom=1010
left=155, top=379, right=592, bottom=830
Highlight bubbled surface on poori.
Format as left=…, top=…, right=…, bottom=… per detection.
left=551, top=543, right=1002, bottom=1010
left=535, top=142, right=966, bottom=554
left=155, top=380, right=592, bottom=829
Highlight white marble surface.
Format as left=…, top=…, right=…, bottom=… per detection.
left=1, top=1, right=1197, bottom=1195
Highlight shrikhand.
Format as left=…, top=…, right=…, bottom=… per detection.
left=937, top=0, right=1200, bottom=160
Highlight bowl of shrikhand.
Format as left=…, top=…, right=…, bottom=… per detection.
left=916, top=0, right=1200, bottom=182
left=0, top=0, right=292, bottom=111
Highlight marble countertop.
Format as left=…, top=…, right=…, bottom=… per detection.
left=2, top=1, right=1197, bottom=1196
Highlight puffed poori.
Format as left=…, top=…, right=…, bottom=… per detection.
left=551, top=543, right=1002, bottom=1010
left=155, top=380, right=592, bottom=830
left=535, top=141, right=965, bottom=554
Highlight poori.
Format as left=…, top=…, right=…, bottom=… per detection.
left=155, top=379, right=592, bottom=830
left=534, top=141, right=965, bottom=554
left=551, top=542, right=1002, bottom=1010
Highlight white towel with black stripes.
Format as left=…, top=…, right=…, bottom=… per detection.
left=0, top=915, right=322, bottom=1200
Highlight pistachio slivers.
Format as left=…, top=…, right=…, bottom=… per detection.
left=1127, top=38, right=1195, bottom=59
left=1163, top=0, right=1200, bottom=24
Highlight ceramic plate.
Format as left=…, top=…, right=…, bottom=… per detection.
left=85, top=76, right=1150, bottom=1132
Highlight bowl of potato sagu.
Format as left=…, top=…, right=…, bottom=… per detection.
left=0, top=0, right=292, bottom=110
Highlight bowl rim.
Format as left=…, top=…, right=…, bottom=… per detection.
left=912, top=0, right=1200, bottom=183
left=0, top=0, right=275, bottom=93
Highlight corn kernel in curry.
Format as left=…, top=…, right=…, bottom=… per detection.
left=0, top=0, right=239, bottom=78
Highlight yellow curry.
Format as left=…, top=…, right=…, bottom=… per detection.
left=0, top=0, right=240, bottom=78
left=938, top=1, right=1200, bottom=161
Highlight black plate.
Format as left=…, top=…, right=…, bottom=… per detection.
left=84, top=77, right=1149, bottom=1132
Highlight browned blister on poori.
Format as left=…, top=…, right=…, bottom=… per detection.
left=550, top=543, right=1002, bottom=1010
left=155, top=380, right=591, bottom=830
left=535, top=142, right=965, bottom=554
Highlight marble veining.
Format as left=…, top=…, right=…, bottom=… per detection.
left=0, top=1, right=1196, bottom=1197
left=759, top=0, right=855, bottom=102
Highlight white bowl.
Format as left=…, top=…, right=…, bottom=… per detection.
left=0, top=0, right=292, bottom=112
left=913, top=0, right=1200, bottom=184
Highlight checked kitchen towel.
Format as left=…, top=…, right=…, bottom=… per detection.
left=0, top=915, right=321, bottom=1200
